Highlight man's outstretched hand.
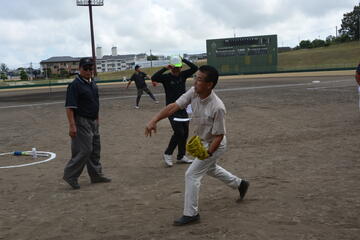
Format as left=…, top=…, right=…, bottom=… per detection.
left=145, top=121, right=157, bottom=137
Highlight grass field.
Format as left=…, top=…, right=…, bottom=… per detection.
left=278, top=41, right=360, bottom=71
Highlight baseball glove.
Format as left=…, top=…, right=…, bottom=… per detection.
left=186, top=136, right=209, bottom=160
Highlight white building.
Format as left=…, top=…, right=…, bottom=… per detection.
left=96, top=47, right=148, bottom=72
left=134, top=60, right=170, bottom=69
left=96, top=46, right=103, bottom=59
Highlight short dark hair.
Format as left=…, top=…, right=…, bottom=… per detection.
left=199, top=65, right=219, bottom=89
left=134, top=65, right=140, bottom=70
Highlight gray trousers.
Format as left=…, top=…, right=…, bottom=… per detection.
left=183, top=137, right=242, bottom=216
left=136, top=86, right=156, bottom=106
left=64, top=115, right=103, bottom=181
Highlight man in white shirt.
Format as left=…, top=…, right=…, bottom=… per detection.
left=145, top=65, right=249, bottom=225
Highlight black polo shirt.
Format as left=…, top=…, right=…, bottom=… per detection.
left=65, top=74, right=99, bottom=119
left=151, top=59, right=198, bottom=118
left=130, top=71, right=148, bottom=89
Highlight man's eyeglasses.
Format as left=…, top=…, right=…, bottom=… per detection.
left=83, top=65, right=93, bottom=71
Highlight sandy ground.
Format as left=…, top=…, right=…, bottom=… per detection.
left=0, top=72, right=359, bottom=240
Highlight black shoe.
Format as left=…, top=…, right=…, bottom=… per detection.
left=91, top=176, right=111, bottom=184
left=63, top=176, right=80, bottom=189
left=173, top=214, right=200, bottom=226
left=238, top=180, right=249, bottom=200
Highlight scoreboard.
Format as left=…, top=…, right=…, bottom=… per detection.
left=206, top=34, right=277, bottom=75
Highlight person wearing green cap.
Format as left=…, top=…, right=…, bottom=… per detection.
left=151, top=56, right=198, bottom=166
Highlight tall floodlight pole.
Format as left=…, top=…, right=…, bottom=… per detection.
left=76, top=0, right=104, bottom=76
left=358, top=14, right=360, bottom=41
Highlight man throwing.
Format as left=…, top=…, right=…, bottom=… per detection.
left=145, top=65, right=249, bottom=225
left=126, top=65, right=158, bottom=109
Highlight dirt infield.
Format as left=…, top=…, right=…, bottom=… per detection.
left=0, top=73, right=359, bottom=240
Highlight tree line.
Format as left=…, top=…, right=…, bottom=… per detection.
left=296, top=3, right=360, bottom=49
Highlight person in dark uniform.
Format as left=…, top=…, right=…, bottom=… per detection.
left=63, top=57, right=111, bottom=189
left=151, top=56, right=198, bottom=166
left=126, top=65, right=159, bottom=109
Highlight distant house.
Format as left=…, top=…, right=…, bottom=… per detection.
left=278, top=47, right=292, bottom=53
left=40, top=56, right=82, bottom=76
left=40, top=48, right=162, bottom=75
left=183, top=53, right=207, bottom=61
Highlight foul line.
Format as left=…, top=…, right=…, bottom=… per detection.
left=0, top=79, right=352, bottom=109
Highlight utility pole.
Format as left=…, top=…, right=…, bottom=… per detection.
left=45, top=64, right=48, bottom=80
left=150, top=49, right=153, bottom=68
left=77, top=0, right=104, bottom=76
left=46, top=64, right=52, bottom=96
left=30, top=62, right=33, bottom=81
left=336, top=26, right=338, bottom=37
left=358, top=14, right=360, bottom=41
left=88, top=3, right=96, bottom=75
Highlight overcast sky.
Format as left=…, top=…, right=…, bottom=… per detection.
left=0, top=0, right=358, bottom=69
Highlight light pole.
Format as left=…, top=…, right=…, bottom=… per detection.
left=358, top=13, right=360, bottom=41
left=76, top=0, right=104, bottom=76
left=150, top=49, right=153, bottom=69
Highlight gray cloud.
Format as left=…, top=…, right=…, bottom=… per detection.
left=0, top=0, right=79, bottom=21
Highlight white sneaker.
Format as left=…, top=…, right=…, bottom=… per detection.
left=163, top=154, right=173, bottom=167
left=134, top=105, right=139, bottom=109
left=177, top=156, right=193, bottom=164
left=155, top=100, right=159, bottom=104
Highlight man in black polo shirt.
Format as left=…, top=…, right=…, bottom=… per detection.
left=151, top=56, right=198, bottom=166
left=126, top=65, right=159, bottom=109
left=63, top=57, right=111, bottom=189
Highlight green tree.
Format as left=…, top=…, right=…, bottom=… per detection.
left=147, top=55, right=159, bottom=61
left=20, top=69, right=28, bottom=80
left=0, top=72, right=7, bottom=80
left=0, top=63, right=9, bottom=73
left=299, top=40, right=312, bottom=49
left=334, top=34, right=351, bottom=43
left=311, top=39, right=326, bottom=48
left=339, top=3, right=360, bottom=40
left=325, top=35, right=335, bottom=46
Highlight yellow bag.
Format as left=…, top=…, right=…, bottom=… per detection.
left=186, top=136, right=209, bottom=160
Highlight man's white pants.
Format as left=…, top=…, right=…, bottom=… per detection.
left=183, top=139, right=242, bottom=216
